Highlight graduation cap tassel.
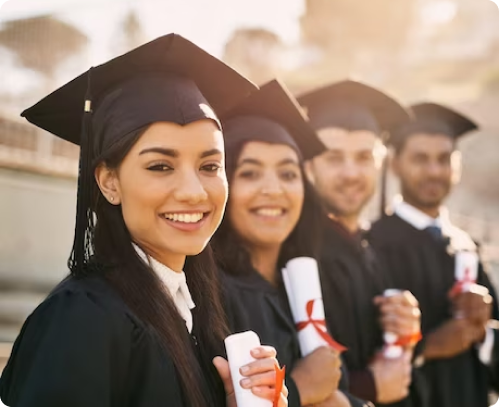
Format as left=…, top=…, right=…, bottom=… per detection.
left=68, top=67, right=95, bottom=276
left=380, top=156, right=388, bottom=218
left=379, top=132, right=389, bottom=218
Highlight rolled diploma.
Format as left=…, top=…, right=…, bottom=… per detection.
left=283, top=257, right=329, bottom=356
left=225, top=331, right=272, bottom=407
left=383, top=289, right=404, bottom=359
left=455, top=251, right=479, bottom=292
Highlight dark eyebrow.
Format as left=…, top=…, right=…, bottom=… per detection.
left=238, top=157, right=262, bottom=166
left=200, top=148, right=222, bottom=159
left=278, top=158, right=300, bottom=166
left=139, top=147, right=178, bottom=157
left=139, top=147, right=222, bottom=159
left=238, top=157, right=299, bottom=167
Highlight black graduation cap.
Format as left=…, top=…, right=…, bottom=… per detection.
left=389, top=102, right=479, bottom=148
left=20, top=33, right=257, bottom=276
left=22, top=33, right=257, bottom=145
left=297, top=80, right=411, bottom=135
left=222, top=79, right=324, bottom=160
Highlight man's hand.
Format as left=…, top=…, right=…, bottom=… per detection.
left=451, top=284, right=492, bottom=328
left=374, top=290, right=421, bottom=341
left=423, top=318, right=485, bottom=360
left=369, top=351, right=412, bottom=404
left=290, top=346, right=342, bottom=405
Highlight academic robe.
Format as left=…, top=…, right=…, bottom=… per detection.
left=319, top=219, right=428, bottom=407
left=0, top=275, right=226, bottom=407
left=369, top=213, right=499, bottom=407
left=221, top=268, right=372, bottom=407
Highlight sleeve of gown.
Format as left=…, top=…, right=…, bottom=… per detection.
left=284, top=374, right=301, bottom=407
left=339, top=360, right=374, bottom=407
left=476, top=259, right=499, bottom=390
left=0, top=289, right=130, bottom=407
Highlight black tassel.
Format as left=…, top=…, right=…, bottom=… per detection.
left=379, top=131, right=389, bottom=218
left=68, top=67, right=95, bottom=276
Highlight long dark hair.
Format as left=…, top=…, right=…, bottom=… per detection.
left=86, top=126, right=227, bottom=407
left=212, top=139, right=322, bottom=276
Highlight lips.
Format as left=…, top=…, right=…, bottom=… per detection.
left=163, top=212, right=204, bottom=223
left=159, top=210, right=211, bottom=232
left=251, top=207, right=286, bottom=218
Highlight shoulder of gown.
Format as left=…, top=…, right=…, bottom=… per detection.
left=0, top=276, right=178, bottom=407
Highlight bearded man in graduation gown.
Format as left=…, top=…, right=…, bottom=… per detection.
left=297, top=81, right=427, bottom=407
left=369, top=103, right=499, bottom=407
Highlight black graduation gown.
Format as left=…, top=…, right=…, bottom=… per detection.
left=221, top=269, right=371, bottom=407
left=0, top=275, right=226, bottom=407
left=319, top=219, right=428, bottom=407
left=369, top=213, right=499, bottom=407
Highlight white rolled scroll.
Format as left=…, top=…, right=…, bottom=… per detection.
left=382, top=289, right=404, bottom=359
left=224, top=331, right=272, bottom=407
left=454, top=251, right=479, bottom=293
left=283, top=257, right=344, bottom=356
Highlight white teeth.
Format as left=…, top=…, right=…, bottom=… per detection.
left=164, top=213, right=203, bottom=223
left=255, top=208, right=284, bottom=217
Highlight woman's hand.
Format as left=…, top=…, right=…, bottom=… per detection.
left=290, top=346, right=342, bottom=405
left=214, top=346, right=288, bottom=407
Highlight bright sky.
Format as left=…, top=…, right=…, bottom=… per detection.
left=0, top=0, right=305, bottom=61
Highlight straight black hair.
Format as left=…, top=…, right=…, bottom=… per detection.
left=86, top=126, right=227, bottom=407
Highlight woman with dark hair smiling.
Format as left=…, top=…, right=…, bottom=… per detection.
left=212, top=80, right=371, bottom=407
left=0, top=34, right=287, bottom=407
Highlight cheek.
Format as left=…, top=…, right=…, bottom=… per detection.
left=228, top=180, right=257, bottom=224
left=287, top=182, right=305, bottom=216
left=205, top=175, right=229, bottom=210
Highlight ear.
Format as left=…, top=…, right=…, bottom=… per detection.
left=451, top=150, right=462, bottom=185
left=304, top=159, right=316, bottom=186
left=95, top=163, right=121, bottom=205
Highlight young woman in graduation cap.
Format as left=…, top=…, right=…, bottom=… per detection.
left=0, top=34, right=288, bottom=407
left=211, top=80, right=371, bottom=407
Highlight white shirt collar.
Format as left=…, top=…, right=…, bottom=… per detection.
left=393, top=196, right=454, bottom=234
left=133, top=244, right=195, bottom=332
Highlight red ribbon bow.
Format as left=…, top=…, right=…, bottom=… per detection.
left=273, top=365, right=286, bottom=407
left=295, top=299, right=347, bottom=353
left=449, top=267, right=476, bottom=298
left=393, top=331, right=422, bottom=347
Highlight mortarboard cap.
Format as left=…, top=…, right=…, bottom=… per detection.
left=297, top=80, right=411, bottom=135
left=389, top=102, right=479, bottom=148
left=222, top=79, right=324, bottom=160
left=20, top=33, right=257, bottom=276
left=22, top=33, right=257, bottom=145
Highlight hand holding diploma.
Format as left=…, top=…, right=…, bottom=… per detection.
left=214, top=331, right=287, bottom=407
left=375, top=289, right=422, bottom=358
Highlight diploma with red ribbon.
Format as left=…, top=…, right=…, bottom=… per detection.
left=382, top=289, right=422, bottom=358
left=449, top=251, right=479, bottom=298
left=225, top=331, right=286, bottom=407
left=283, top=257, right=347, bottom=356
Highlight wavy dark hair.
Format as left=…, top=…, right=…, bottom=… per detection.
left=212, top=139, right=322, bottom=277
left=87, top=126, right=227, bottom=407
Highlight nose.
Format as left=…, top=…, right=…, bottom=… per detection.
left=261, top=172, right=284, bottom=197
left=341, top=159, right=361, bottom=179
left=173, top=169, right=208, bottom=204
left=426, top=161, right=445, bottom=177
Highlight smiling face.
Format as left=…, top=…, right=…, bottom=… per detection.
left=393, top=132, right=459, bottom=211
left=228, top=141, right=304, bottom=250
left=95, top=120, right=227, bottom=271
left=305, top=127, right=383, bottom=219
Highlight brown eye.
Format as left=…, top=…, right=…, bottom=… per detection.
left=280, top=170, right=299, bottom=181
left=238, top=169, right=259, bottom=180
left=202, top=163, right=222, bottom=173
left=147, top=164, right=173, bottom=172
